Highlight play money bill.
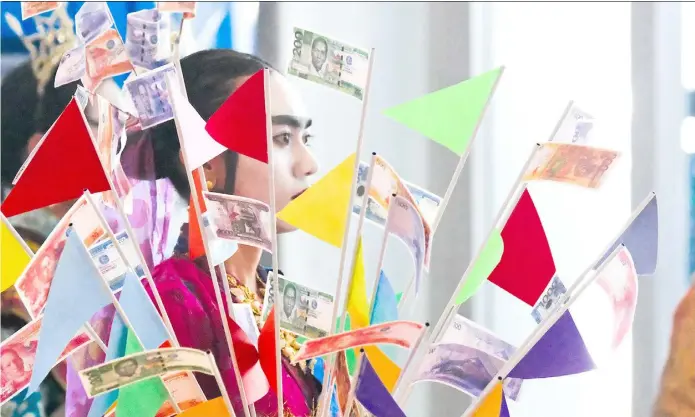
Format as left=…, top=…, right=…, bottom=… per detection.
left=125, top=64, right=175, bottom=129
left=203, top=192, right=272, bottom=253
left=1, top=316, right=92, bottom=405
left=157, top=2, right=197, bottom=18
left=287, top=27, right=370, bottom=100
left=440, top=315, right=522, bottom=400
left=531, top=276, right=568, bottom=324
left=411, top=343, right=504, bottom=399
left=55, top=44, right=86, bottom=87
left=89, top=230, right=145, bottom=291
left=21, top=1, right=59, bottom=20
left=523, top=142, right=619, bottom=189
left=550, top=102, right=595, bottom=145
left=79, top=347, right=213, bottom=397
left=293, top=320, right=424, bottom=362
left=75, top=2, right=114, bottom=44
left=83, top=29, right=133, bottom=92
left=262, top=272, right=334, bottom=339
left=385, top=196, right=426, bottom=293
left=126, top=8, right=172, bottom=70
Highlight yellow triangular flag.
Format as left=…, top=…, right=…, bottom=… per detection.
left=178, top=397, right=230, bottom=417
left=1, top=216, right=32, bottom=292
left=277, top=153, right=356, bottom=247
left=471, top=382, right=504, bottom=417
left=364, top=345, right=402, bottom=393
left=346, top=237, right=369, bottom=328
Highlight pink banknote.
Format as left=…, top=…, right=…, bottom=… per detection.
left=293, top=320, right=424, bottom=363
left=596, top=246, right=638, bottom=350
left=1, top=317, right=92, bottom=404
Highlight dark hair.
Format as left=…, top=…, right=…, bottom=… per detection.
left=149, top=49, right=275, bottom=200
left=1, top=62, right=80, bottom=186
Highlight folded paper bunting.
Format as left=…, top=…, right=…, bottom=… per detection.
left=167, top=72, right=227, bottom=171
left=488, top=189, right=556, bottom=306
left=508, top=310, right=595, bottom=379
left=455, top=228, right=504, bottom=305
left=354, top=357, right=407, bottom=417
left=277, top=153, right=356, bottom=247
left=347, top=238, right=370, bottom=329
left=177, top=397, right=230, bottom=417
left=2, top=99, right=111, bottom=218
left=370, top=271, right=398, bottom=326
left=500, top=396, right=510, bottom=417
left=206, top=69, right=268, bottom=164
left=188, top=169, right=208, bottom=259
left=0, top=215, right=32, bottom=291
left=471, top=382, right=504, bottom=417
left=29, top=230, right=113, bottom=393
left=596, top=194, right=658, bottom=275
left=118, top=272, right=170, bottom=349
left=382, top=67, right=503, bottom=155
left=87, top=314, right=128, bottom=417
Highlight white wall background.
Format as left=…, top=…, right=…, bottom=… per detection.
left=256, top=3, right=687, bottom=417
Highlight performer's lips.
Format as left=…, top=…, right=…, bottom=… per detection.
left=291, top=189, right=307, bottom=200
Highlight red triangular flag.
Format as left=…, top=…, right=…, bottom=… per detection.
left=257, top=307, right=278, bottom=394
left=487, top=189, right=556, bottom=306
left=188, top=169, right=207, bottom=259
left=205, top=70, right=268, bottom=164
left=2, top=99, right=110, bottom=217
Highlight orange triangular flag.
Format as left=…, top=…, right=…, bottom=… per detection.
left=178, top=397, right=230, bottom=417
left=471, top=382, right=504, bottom=416
left=188, top=169, right=207, bottom=259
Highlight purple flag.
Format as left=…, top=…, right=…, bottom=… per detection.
left=507, top=311, right=595, bottom=379
left=596, top=195, right=658, bottom=275
left=355, top=358, right=406, bottom=417
left=500, top=395, right=510, bottom=417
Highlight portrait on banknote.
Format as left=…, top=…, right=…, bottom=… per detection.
left=282, top=282, right=299, bottom=322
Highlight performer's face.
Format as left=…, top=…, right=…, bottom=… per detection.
left=206, top=72, right=318, bottom=234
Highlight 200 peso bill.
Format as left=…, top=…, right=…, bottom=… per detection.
left=262, top=272, right=334, bottom=339
left=287, top=27, right=370, bottom=100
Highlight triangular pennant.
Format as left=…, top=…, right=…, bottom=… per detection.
left=354, top=358, right=407, bottom=417
left=205, top=70, right=268, bottom=164
left=178, top=397, right=230, bottom=417
left=277, top=153, right=356, bottom=247
left=1, top=215, right=32, bottom=291
left=347, top=238, right=370, bottom=328
left=119, top=272, right=170, bottom=349
left=363, top=345, right=401, bottom=393
left=87, top=314, right=128, bottom=417
left=597, top=194, right=658, bottom=275
left=508, top=310, right=595, bottom=379
left=2, top=99, right=111, bottom=217
left=382, top=67, right=503, bottom=155
left=471, top=382, right=504, bottom=417
left=370, top=271, right=398, bottom=325
left=488, top=189, right=556, bottom=306
left=188, top=169, right=207, bottom=259
left=455, top=228, right=504, bottom=305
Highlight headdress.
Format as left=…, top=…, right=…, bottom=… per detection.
left=4, top=5, right=78, bottom=95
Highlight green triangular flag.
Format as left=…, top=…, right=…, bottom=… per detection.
left=455, top=228, right=504, bottom=305
left=382, top=67, right=504, bottom=155
left=115, top=329, right=169, bottom=417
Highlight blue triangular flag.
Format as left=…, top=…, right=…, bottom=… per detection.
left=370, top=271, right=398, bottom=325
left=597, top=195, right=658, bottom=275
left=87, top=313, right=128, bottom=417
left=29, top=230, right=113, bottom=393
left=118, top=272, right=169, bottom=349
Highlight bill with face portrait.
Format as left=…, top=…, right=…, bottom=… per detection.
left=0, top=316, right=92, bottom=405
left=261, top=272, right=334, bottom=339
left=203, top=192, right=272, bottom=253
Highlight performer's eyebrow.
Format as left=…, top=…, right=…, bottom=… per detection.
left=272, top=115, right=312, bottom=130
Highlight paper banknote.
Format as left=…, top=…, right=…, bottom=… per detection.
left=1, top=316, right=92, bottom=404
left=75, top=85, right=91, bottom=110
left=203, top=192, right=272, bottom=253
left=83, top=29, right=133, bottom=92
left=125, top=64, right=175, bottom=129
left=523, top=142, right=619, bottom=189
left=440, top=315, right=522, bottom=400
left=386, top=196, right=426, bottom=292
left=287, top=27, right=370, bottom=100
left=15, top=197, right=106, bottom=318
left=96, top=95, right=132, bottom=207
left=596, top=246, right=638, bottom=350
left=531, top=276, right=568, bottom=324
left=153, top=371, right=207, bottom=417
left=412, top=343, right=504, bottom=399
left=293, top=320, right=424, bottom=362
left=89, top=230, right=145, bottom=291
left=55, top=44, right=86, bottom=87
left=157, top=1, right=197, bottom=18
left=125, top=9, right=171, bottom=70
left=354, top=158, right=434, bottom=265
left=262, top=272, right=334, bottom=338
left=21, top=1, right=59, bottom=20
left=79, top=348, right=213, bottom=397
left=75, top=2, right=114, bottom=44
left=550, top=103, right=595, bottom=145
